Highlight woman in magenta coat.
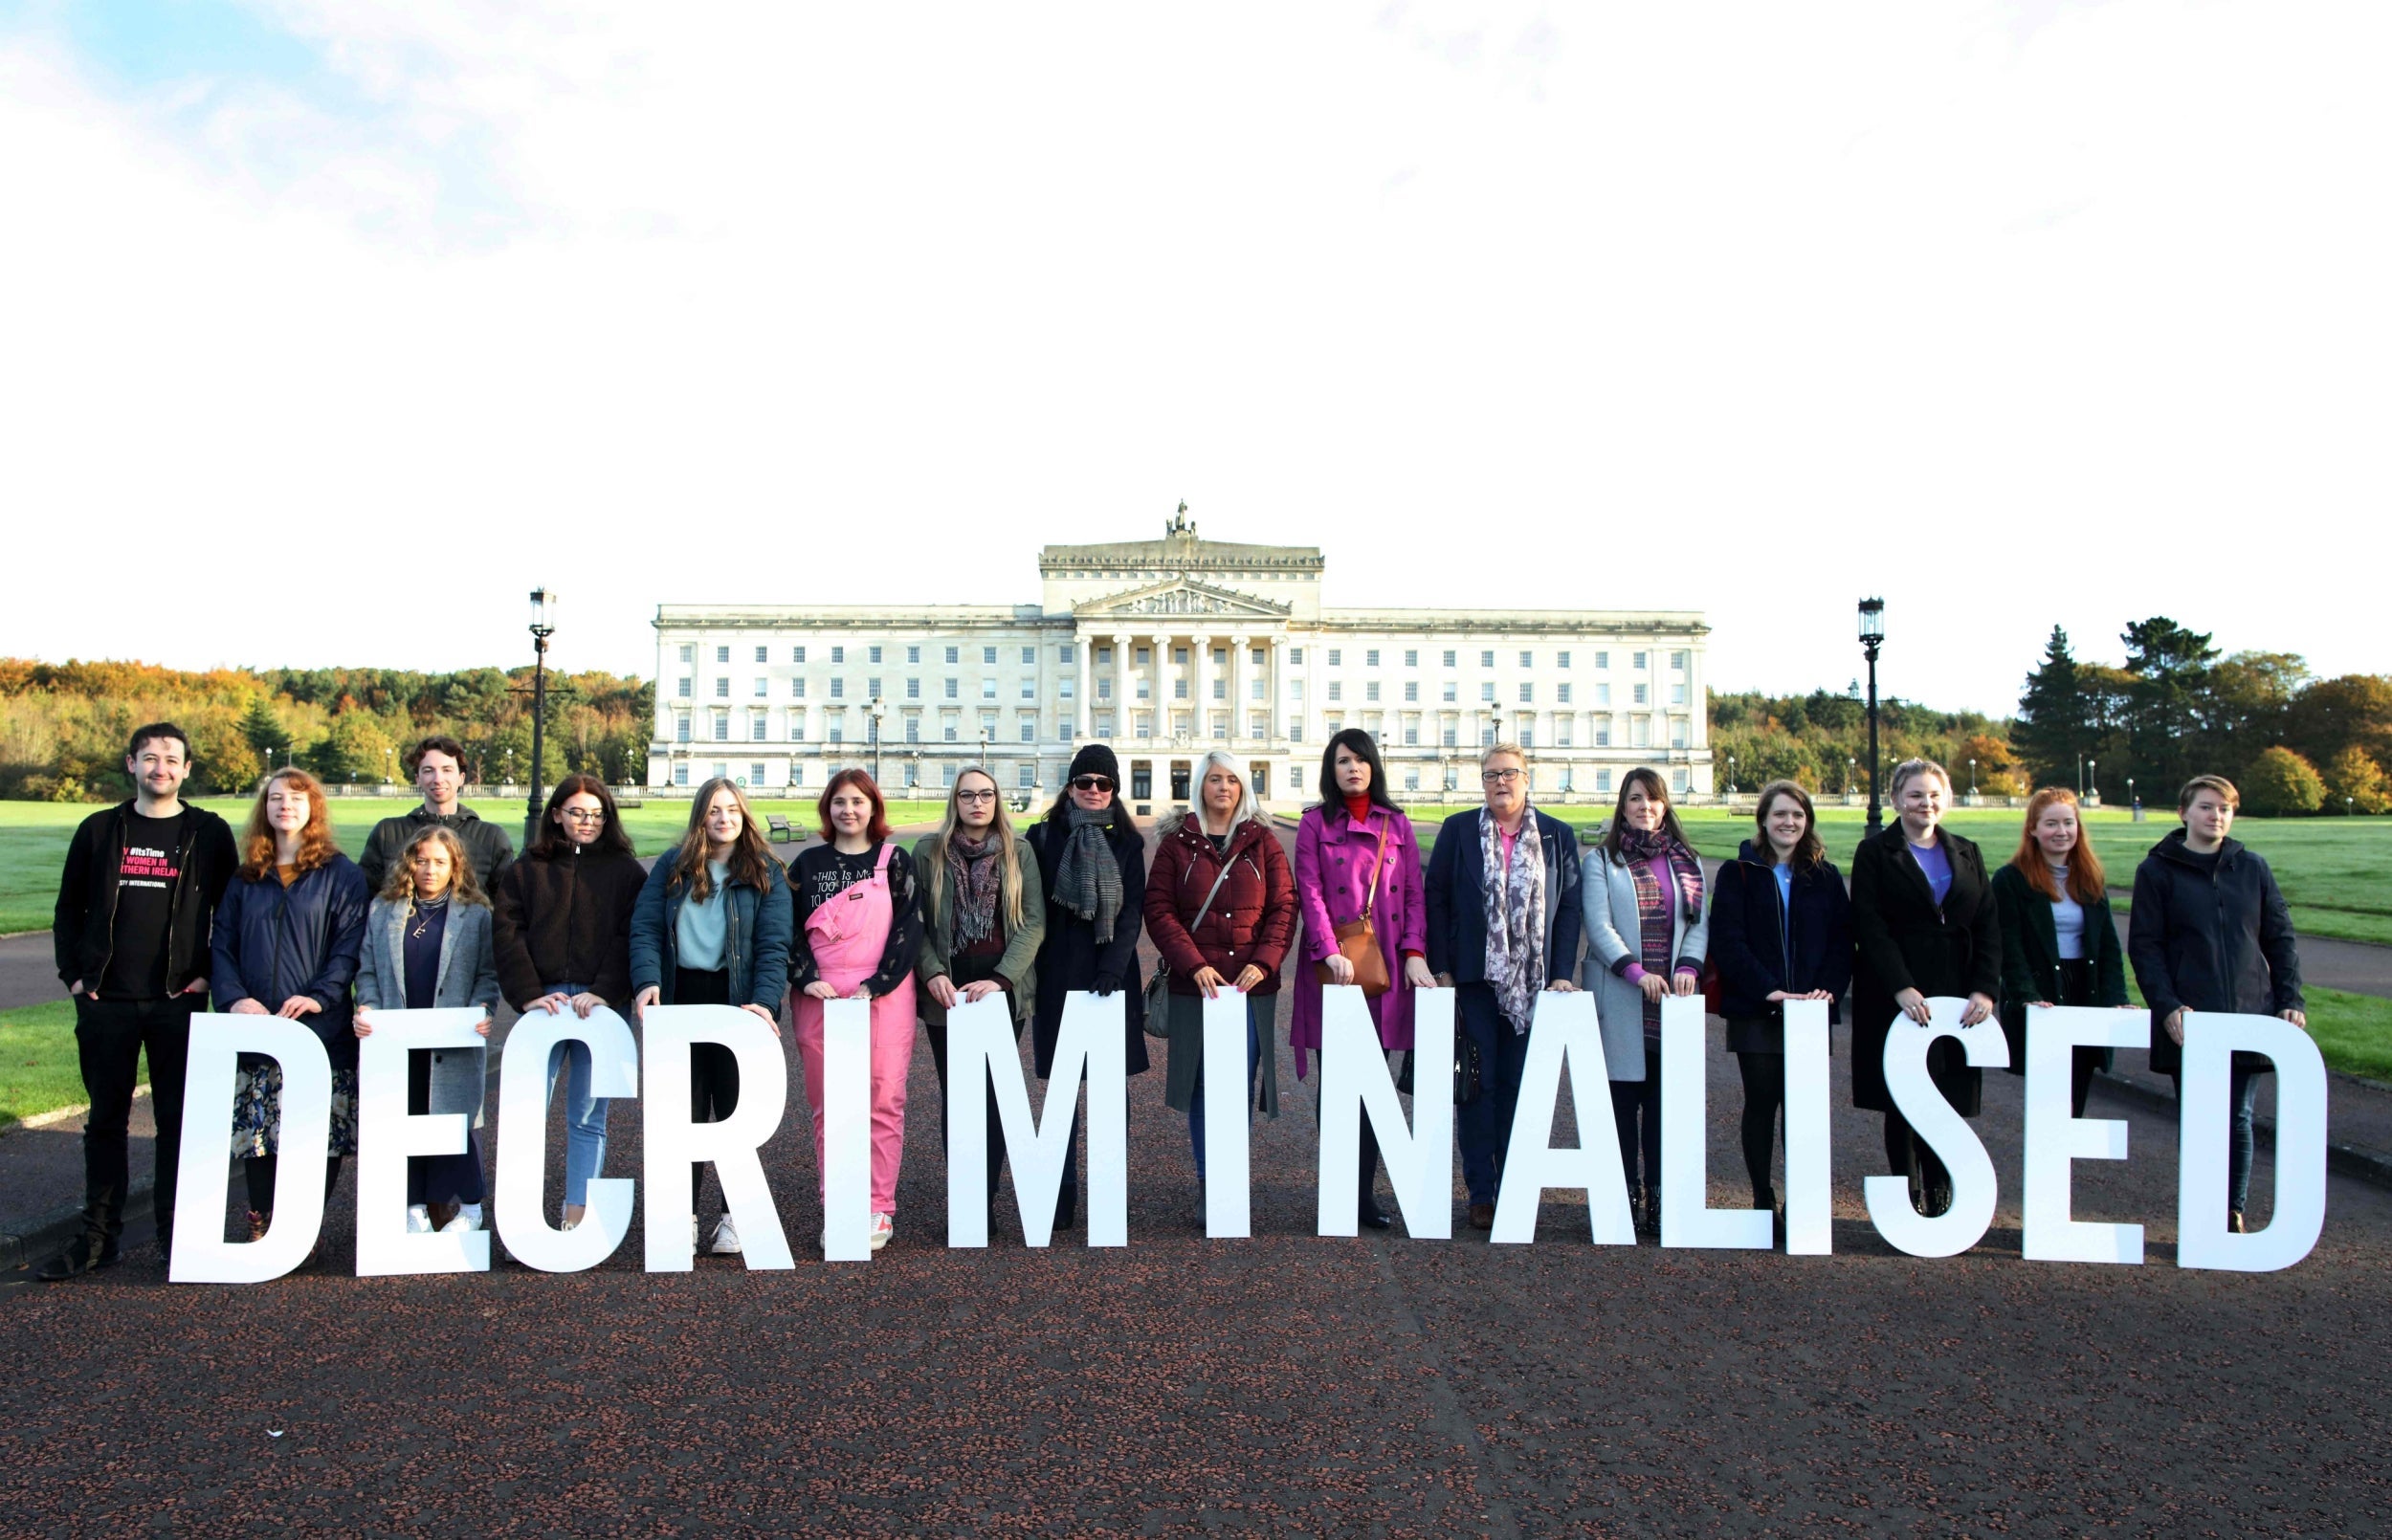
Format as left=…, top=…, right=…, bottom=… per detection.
left=1291, top=729, right=1433, bottom=1229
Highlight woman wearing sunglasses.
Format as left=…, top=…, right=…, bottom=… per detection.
left=1024, top=744, right=1150, bottom=1232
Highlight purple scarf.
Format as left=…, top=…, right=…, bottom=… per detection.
left=1616, top=825, right=1703, bottom=921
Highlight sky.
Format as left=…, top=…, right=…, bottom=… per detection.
left=0, top=0, right=2383, bottom=714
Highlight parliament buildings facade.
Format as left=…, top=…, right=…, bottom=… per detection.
left=648, top=517, right=1713, bottom=811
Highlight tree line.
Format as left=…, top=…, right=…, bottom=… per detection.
left=0, top=659, right=654, bottom=800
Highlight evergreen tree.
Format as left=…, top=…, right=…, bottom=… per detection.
left=2012, top=626, right=2087, bottom=789
left=2121, top=616, right=2220, bottom=795
left=239, top=695, right=289, bottom=766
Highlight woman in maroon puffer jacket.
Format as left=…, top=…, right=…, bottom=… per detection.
left=1142, top=750, right=1297, bottom=1207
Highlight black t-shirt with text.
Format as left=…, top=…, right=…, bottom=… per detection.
left=99, top=809, right=187, bottom=1000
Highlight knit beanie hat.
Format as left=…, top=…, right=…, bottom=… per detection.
left=1068, top=743, right=1121, bottom=784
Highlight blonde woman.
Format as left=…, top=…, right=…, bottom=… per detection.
left=916, top=766, right=1046, bottom=1227
left=354, top=825, right=501, bottom=1234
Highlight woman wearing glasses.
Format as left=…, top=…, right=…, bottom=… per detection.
left=1025, top=744, right=1149, bottom=1232
left=915, top=765, right=1046, bottom=1230
left=1144, top=749, right=1296, bottom=1219
left=1291, top=728, right=1432, bottom=1230
left=789, top=768, right=921, bottom=1252
left=1581, top=766, right=1710, bottom=1240
left=1423, top=743, right=1584, bottom=1233
left=492, top=775, right=646, bottom=1231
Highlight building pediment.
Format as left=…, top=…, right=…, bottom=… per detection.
left=1074, top=577, right=1291, bottom=620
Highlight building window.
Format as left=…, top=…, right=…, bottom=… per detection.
left=905, top=678, right=920, bottom=699
left=713, top=715, right=729, bottom=742
left=1518, top=683, right=1534, bottom=703
left=1404, top=649, right=1418, bottom=668
left=1019, top=721, right=1034, bottom=743
left=1021, top=679, right=1036, bottom=699
left=1365, top=681, right=1380, bottom=702
left=943, top=723, right=958, bottom=742
left=790, top=713, right=807, bottom=742
left=1442, top=682, right=1457, bottom=703
left=1288, top=716, right=1303, bottom=741
left=1480, top=682, right=1495, bottom=702
left=1595, top=682, right=1610, bottom=706
left=944, top=678, right=960, bottom=699
left=1097, top=678, right=1112, bottom=700
left=1593, top=650, right=1607, bottom=670
left=1557, top=683, right=1573, bottom=704
left=1019, top=763, right=1036, bottom=789
left=830, top=721, right=845, bottom=745
left=1060, top=645, right=1074, bottom=663
left=1328, top=682, right=1342, bottom=702
left=1250, top=647, right=1265, bottom=666
left=868, top=646, right=882, bottom=664
left=1096, top=646, right=1112, bottom=664
left=905, top=717, right=920, bottom=744
left=1404, top=725, right=1419, bottom=746
left=1138, top=647, right=1151, bottom=665
left=984, top=646, right=997, bottom=664
left=831, top=678, right=845, bottom=699
left=1251, top=678, right=1265, bottom=700
left=750, top=711, right=767, bottom=737
left=903, top=645, right=918, bottom=664
left=1251, top=714, right=1268, bottom=737
left=1442, top=726, right=1458, bottom=748
left=716, top=646, right=730, bottom=664
left=1365, top=649, right=1380, bottom=667
left=1443, top=649, right=1456, bottom=668
left=676, top=678, right=692, bottom=698
left=678, top=645, right=694, bottom=664
left=676, top=715, right=691, bottom=743
left=1211, top=648, right=1227, bottom=667
left=1671, top=717, right=1690, bottom=749
left=1169, top=647, right=1185, bottom=664
left=1211, top=715, right=1228, bottom=740
left=831, top=646, right=845, bottom=664
left=1289, top=647, right=1304, bottom=665
left=1210, top=679, right=1225, bottom=700
left=1519, top=726, right=1535, bottom=749
left=791, top=679, right=807, bottom=698
left=1671, top=683, right=1688, bottom=706
left=1480, top=650, right=1495, bottom=668
left=1595, top=719, right=1612, bottom=747
left=1290, top=679, right=1304, bottom=699
left=1633, top=651, right=1649, bottom=671
left=1557, top=650, right=1571, bottom=668
left=1023, top=647, right=1035, bottom=665
left=1405, top=767, right=1421, bottom=791
left=749, top=761, right=765, bottom=784
left=1672, top=767, right=1691, bottom=794
left=1172, top=679, right=1187, bottom=699
left=1480, top=724, right=1495, bottom=747
left=1597, top=769, right=1613, bottom=794
left=674, top=762, right=689, bottom=785
left=978, top=678, right=995, bottom=699
left=1632, top=717, right=1650, bottom=748
left=1671, top=649, right=1689, bottom=671
left=1060, top=678, right=1074, bottom=699
left=1327, top=649, right=1341, bottom=667
left=791, top=763, right=806, bottom=786
left=1556, top=722, right=1573, bottom=747
left=1518, top=650, right=1533, bottom=668
left=793, top=647, right=807, bottom=664
left=753, top=679, right=767, bottom=697
left=714, top=678, right=730, bottom=698
left=868, top=677, right=882, bottom=698
left=1135, top=712, right=1153, bottom=739
left=1404, top=681, right=1419, bottom=702
left=1634, top=684, right=1649, bottom=706
left=944, top=644, right=960, bottom=664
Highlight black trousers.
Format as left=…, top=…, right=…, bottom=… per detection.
left=924, top=1007, right=1021, bottom=1219
left=406, top=1048, right=486, bottom=1207
left=676, top=967, right=741, bottom=1220
left=75, top=995, right=197, bottom=1246
left=1608, top=1043, right=1664, bottom=1193
left=1735, top=1051, right=1783, bottom=1206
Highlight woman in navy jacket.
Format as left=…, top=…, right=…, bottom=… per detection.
left=1707, top=781, right=1849, bottom=1238
left=211, top=767, right=369, bottom=1252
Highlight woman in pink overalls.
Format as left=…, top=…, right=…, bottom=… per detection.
left=790, top=769, right=923, bottom=1252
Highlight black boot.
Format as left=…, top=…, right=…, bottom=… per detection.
left=36, top=1227, right=121, bottom=1282
left=1647, top=1187, right=1664, bottom=1242
left=1358, top=1124, right=1390, bottom=1229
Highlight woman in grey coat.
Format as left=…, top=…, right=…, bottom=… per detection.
left=1580, top=768, right=1711, bottom=1238
left=354, top=825, right=502, bottom=1235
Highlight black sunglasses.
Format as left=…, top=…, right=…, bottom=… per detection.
left=1071, top=775, right=1116, bottom=792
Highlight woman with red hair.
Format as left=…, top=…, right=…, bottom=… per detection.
left=789, top=767, right=923, bottom=1251
left=211, top=767, right=369, bottom=1259
left=1991, top=787, right=2132, bottom=1118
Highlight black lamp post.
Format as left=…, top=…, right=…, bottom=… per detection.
left=868, top=695, right=887, bottom=787
left=1858, top=598, right=1885, bottom=836
left=523, top=587, right=557, bottom=849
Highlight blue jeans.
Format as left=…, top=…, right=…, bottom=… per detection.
left=2172, top=1065, right=2263, bottom=1216
left=1455, top=983, right=1536, bottom=1206
left=542, top=983, right=611, bottom=1209
left=1187, top=996, right=1265, bottom=1183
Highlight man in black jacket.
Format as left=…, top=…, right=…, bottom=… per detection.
left=44, top=723, right=238, bottom=1279
left=357, top=735, right=514, bottom=894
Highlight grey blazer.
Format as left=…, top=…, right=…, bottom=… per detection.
left=1579, top=846, right=1712, bottom=1082
left=354, top=896, right=502, bottom=1123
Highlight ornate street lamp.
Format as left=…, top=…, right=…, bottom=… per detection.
left=1858, top=598, right=1885, bottom=836
left=868, top=695, right=888, bottom=787
left=523, top=588, right=557, bottom=847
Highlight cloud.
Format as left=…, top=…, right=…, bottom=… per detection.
left=0, top=1, right=2384, bottom=711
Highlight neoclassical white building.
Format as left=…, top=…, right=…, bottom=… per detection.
left=648, top=515, right=1714, bottom=810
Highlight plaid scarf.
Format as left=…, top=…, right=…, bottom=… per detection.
left=1480, top=806, right=1548, bottom=1035
left=945, top=833, right=1002, bottom=948
left=1615, top=825, right=1704, bottom=921
left=1052, top=805, right=1123, bottom=945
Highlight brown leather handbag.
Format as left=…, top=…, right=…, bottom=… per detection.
left=1318, top=819, right=1393, bottom=999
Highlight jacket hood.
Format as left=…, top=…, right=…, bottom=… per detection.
left=1158, top=809, right=1272, bottom=852
left=2149, top=825, right=2246, bottom=867
left=1736, top=837, right=1763, bottom=864
left=410, top=803, right=482, bottom=825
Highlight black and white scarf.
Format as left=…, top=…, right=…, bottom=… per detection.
left=1052, top=805, right=1123, bottom=945
left=1480, top=805, right=1548, bottom=1034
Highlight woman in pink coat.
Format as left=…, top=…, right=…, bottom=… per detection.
left=1291, top=728, right=1433, bottom=1229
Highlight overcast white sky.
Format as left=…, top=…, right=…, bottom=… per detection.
left=1, top=1, right=2383, bottom=712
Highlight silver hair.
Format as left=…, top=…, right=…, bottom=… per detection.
left=1170, top=748, right=1265, bottom=831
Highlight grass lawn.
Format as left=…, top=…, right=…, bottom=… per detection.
left=0, top=1000, right=99, bottom=1132
left=0, top=796, right=959, bottom=934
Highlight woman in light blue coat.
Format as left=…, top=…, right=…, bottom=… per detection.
left=1580, top=768, right=1711, bottom=1238
left=354, top=825, right=502, bottom=1234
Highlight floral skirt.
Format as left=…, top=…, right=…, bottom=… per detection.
left=232, top=1061, right=359, bottom=1159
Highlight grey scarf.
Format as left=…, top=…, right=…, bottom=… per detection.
left=1480, top=805, right=1548, bottom=1034
left=1052, top=805, right=1123, bottom=945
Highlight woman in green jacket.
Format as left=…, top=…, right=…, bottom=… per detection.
left=1991, top=786, right=2131, bottom=1118
left=915, top=765, right=1046, bottom=1228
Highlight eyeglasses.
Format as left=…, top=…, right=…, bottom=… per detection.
left=1071, top=776, right=1116, bottom=793
left=1481, top=768, right=1523, bottom=784
left=956, top=788, right=998, bottom=803
left=560, top=808, right=608, bottom=823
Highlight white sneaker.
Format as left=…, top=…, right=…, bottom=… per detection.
left=869, top=1212, right=894, bottom=1250
left=710, top=1217, right=742, bottom=1256
left=406, top=1204, right=432, bottom=1234
left=692, top=1216, right=701, bottom=1249
left=442, top=1204, right=482, bottom=1233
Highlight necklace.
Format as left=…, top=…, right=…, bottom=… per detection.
left=410, top=893, right=451, bottom=940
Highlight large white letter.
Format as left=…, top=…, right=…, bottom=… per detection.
left=947, top=991, right=1126, bottom=1247
left=354, top=1007, right=492, bottom=1277
left=1317, top=984, right=1453, bottom=1240
left=1782, top=999, right=1834, bottom=1255
left=1658, top=994, right=1770, bottom=1249
left=818, top=997, right=875, bottom=1262
left=1490, top=990, right=1631, bottom=1244
left=2022, top=1005, right=2147, bottom=1265
left=494, top=1004, right=639, bottom=1273
left=1201, top=988, right=1254, bottom=1239
left=2178, top=1011, right=2327, bottom=1272
left=642, top=1004, right=795, bottom=1271
left=1865, top=997, right=2010, bottom=1257
left=169, top=1016, right=331, bottom=1285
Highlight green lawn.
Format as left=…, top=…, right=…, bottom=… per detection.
left=0, top=1000, right=97, bottom=1132
left=0, top=796, right=958, bottom=935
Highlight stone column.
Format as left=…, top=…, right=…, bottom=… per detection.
left=1151, top=633, right=1172, bottom=740
left=1112, top=633, right=1132, bottom=742
left=1190, top=634, right=1212, bottom=742
left=1228, top=633, right=1248, bottom=742
left=1074, top=632, right=1092, bottom=739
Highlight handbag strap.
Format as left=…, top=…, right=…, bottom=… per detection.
left=1360, top=816, right=1392, bottom=923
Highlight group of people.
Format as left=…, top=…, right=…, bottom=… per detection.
left=41, top=718, right=2304, bottom=1280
